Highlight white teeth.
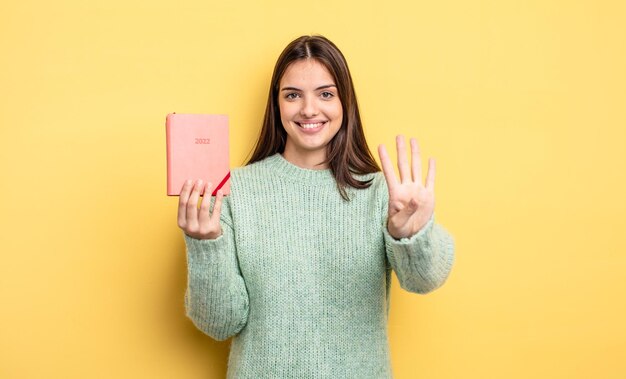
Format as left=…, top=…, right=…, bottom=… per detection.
left=299, top=122, right=324, bottom=129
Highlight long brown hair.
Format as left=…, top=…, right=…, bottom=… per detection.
left=247, top=35, right=380, bottom=200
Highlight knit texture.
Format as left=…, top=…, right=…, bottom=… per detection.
left=183, top=153, right=455, bottom=378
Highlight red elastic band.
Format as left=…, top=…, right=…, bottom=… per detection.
left=211, top=171, right=231, bottom=196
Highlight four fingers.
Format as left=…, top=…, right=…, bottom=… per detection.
left=212, top=190, right=224, bottom=223
left=186, top=179, right=203, bottom=229
left=197, top=181, right=213, bottom=221
left=177, top=179, right=224, bottom=238
left=379, top=135, right=436, bottom=188
left=378, top=144, right=398, bottom=188
left=410, top=138, right=422, bottom=184
left=426, top=157, right=435, bottom=190
left=177, top=179, right=194, bottom=227
left=396, top=136, right=410, bottom=183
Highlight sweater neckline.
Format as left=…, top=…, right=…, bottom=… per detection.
left=264, top=153, right=335, bottom=184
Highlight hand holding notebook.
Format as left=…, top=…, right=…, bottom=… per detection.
left=177, top=178, right=225, bottom=239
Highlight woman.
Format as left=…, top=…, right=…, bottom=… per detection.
left=177, top=35, right=455, bottom=378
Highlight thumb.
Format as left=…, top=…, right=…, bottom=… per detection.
left=406, top=198, right=419, bottom=213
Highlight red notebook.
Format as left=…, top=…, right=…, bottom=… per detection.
left=166, top=113, right=231, bottom=196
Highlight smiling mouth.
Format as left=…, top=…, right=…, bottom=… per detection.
left=296, top=121, right=327, bottom=129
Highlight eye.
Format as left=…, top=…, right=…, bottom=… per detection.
left=320, top=91, right=335, bottom=99
left=285, top=92, right=300, bottom=100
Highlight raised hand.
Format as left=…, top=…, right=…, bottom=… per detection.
left=378, top=136, right=435, bottom=239
left=177, top=179, right=224, bottom=240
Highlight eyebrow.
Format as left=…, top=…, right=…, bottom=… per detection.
left=280, top=84, right=337, bottom=92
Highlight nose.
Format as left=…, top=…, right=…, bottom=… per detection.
left=299, top=96, right=319, bottom=117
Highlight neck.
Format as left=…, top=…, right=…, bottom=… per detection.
left=282, top=145, right=328, bottom=170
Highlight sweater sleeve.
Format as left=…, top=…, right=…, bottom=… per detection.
left=183, top=196, right=249, bottom=341
left=377, top=175, right=456, bottom=294
left=383, top=215, right=455, bottom=294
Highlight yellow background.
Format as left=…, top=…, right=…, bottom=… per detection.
left=1, top=0, right=625, bottom=378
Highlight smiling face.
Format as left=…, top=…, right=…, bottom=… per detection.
left=278, top=59, right=343, bottom=169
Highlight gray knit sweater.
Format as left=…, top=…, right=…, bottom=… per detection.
left=183, top=153, right=455, bottom=378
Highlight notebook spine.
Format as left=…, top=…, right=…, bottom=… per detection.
left=165, top=113, right=174, bottom=195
